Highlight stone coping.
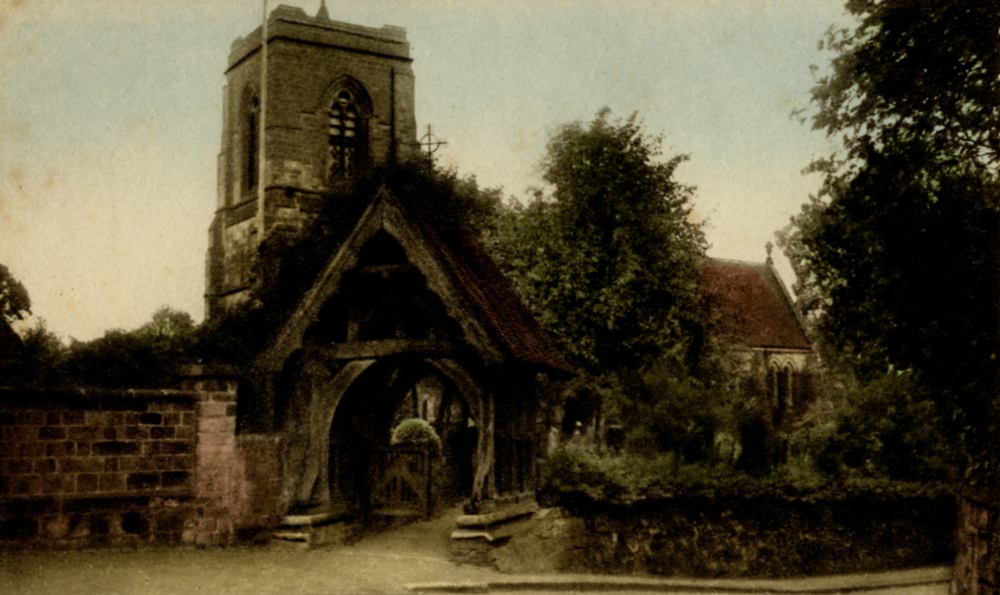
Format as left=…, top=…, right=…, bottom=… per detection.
left=281, top=510, right=350, bottom=527
left=404, top=565, right=952, bottom=594
left=455, top=501, right=538, bottom=529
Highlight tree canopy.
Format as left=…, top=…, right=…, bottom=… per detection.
left=490, top=109, right=735, bottom=460
left=0, top=264, right=31, bottom=323
left=781, top=0, right=1000, bottom=485
left=492, top=108, right=708, bottom=374
left=782, top=139, right=997, bottom=386
left=806, top=0, right=1000, bottom=182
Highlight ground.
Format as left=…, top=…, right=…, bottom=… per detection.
left=0, top=508, right=951, bottom=595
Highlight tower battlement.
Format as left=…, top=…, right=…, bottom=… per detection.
left=228, top=5, right=412, bottom=69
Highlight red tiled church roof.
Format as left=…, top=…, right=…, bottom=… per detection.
left=699, top=258, right=811, bottom=351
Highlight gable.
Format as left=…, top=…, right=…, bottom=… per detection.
left=255, top=187, right=567, bottom=374
left=699, top=259, right=811, bottom=352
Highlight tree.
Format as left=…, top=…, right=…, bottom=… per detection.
left=0, top=264, right=30, bottom=322
left=60, top=306, right=197, bottom=387
left=492, top=109, right=727, bottom=457
left=783, top=0, right=1000, bottom=484
left=493, top=108, right=708, bottom=374
left=806, top=0, right=1000, bottom=181
left=16, top=319, right=67, bottom=386
left=782, top=141, right=997, bottom=383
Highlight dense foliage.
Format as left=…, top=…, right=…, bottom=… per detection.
left=781, top=142, right=997, bottom=386
left=805, top=0, right=1000, bottom=176
left=0, top=264, right=31, bottom=323
left=490, top=109, right=732, bottom=461
left=789, top=371, right=956, bottom=483
left=13, top=307, right=197, bottom=388
left=538, top=445, right=949, bottom=506
left=780, top=0, right=1000, bottom=486
left=492, top=109, right=708, bottom=373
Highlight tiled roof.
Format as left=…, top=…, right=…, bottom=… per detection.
left=258, top=187, right=570, bottom=375
left=699, top=259, right=811, bottom=351
left=419, top=224, right=571, bottom=373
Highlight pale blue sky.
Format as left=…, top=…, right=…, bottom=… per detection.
left=0, top=0, right=846, bottom=341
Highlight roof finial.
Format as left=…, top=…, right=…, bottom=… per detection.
left=317, top=0, right=330, bottom=20
left=765, top=241, right=774, bottom=265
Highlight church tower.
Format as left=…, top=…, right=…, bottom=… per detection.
left=205, top=3, right=418, bottom=318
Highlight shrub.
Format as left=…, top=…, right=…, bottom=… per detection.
left=391, top=418, right=442, bottom=457
left=795, top=371, right=957, bottom=482
left=538, top=446, right=949, bottom=507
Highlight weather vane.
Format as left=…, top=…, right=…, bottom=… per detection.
left=416, top=124, right=447, bottom=168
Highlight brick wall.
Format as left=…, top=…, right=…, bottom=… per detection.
left=954, top=491, right=1000, bottom=595
left=0, top=369, right=282, bottom=547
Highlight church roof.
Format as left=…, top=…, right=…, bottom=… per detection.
left=255, top=187, right=569, bottom=374
left=699, top=258, right=812, bottom=352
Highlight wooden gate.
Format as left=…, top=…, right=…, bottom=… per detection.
left=371, top=445, right=433, bottom=519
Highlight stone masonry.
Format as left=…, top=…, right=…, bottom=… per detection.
left=206, top=4, right=418, bottom=317
left=0, top=368, right=281, bottom=547
left=954, top=491, right=1000, bottom=595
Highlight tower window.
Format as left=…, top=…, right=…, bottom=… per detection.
left=246, top=95, right=260, bottom=193
left=329, top=89, right=365, bottom=179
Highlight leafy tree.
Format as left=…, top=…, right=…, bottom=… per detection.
left=783, top=141, right=997, bottom=383
left=59, top=306, right=197, bottom=387
left=493, top=108, right=708, bottom=374
left=15, top=319, right=67, bottom=385
left=805, top=0, right=1000, bottom=179
left=805, top=371, right=955, bottom=483
left=0, top=263, right=31, bottom=322
left=783, top=0, right=1000, bottom=484
left=492, top=109, right=727, bottom=458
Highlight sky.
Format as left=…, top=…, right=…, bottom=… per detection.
left=0, top=0, right=848, bottom=342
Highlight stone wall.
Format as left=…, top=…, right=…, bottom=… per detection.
left=519, top=495, right=955, bottom=578
left=0, top=371, right=281, bottom=547
left=953, top=491, right=1000, bottom=595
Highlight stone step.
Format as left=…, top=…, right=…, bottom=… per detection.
left=271, top=510, right=353, bottom=548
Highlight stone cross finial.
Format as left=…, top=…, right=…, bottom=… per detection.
left=416, top=124, right=447, bottom=169
left=317, top=0, right=330, bottom=20
left=765, top=241, right=774, bottom=264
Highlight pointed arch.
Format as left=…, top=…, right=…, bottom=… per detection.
left=322, top=76, right=372, bottom=181
left=240, top=84, right=261, bottom=197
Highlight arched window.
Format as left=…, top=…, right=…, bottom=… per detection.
left=782, top=364, right=795, bottom=407
left=328, top=89, right=366, bottom=179
left=245, top=94, right=260, bottom=193
left=767, top=362, right=780, bottom=407
left=767, top=360, right=798, bottom=425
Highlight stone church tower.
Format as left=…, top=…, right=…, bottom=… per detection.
left=205, top=3, right=418, bottom=318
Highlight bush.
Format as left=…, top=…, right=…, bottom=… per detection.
left=790, top=371, right=957, bottom=482
left=538, top=447, right=949, bottom=507
left=816, top=373, right=956, bottom=481
left=391, top=418, right=442, bottom=457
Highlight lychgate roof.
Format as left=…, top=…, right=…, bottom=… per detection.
left=255, top=186, right=568, bottom=374
left=699, top=258, right=811, bottom=352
